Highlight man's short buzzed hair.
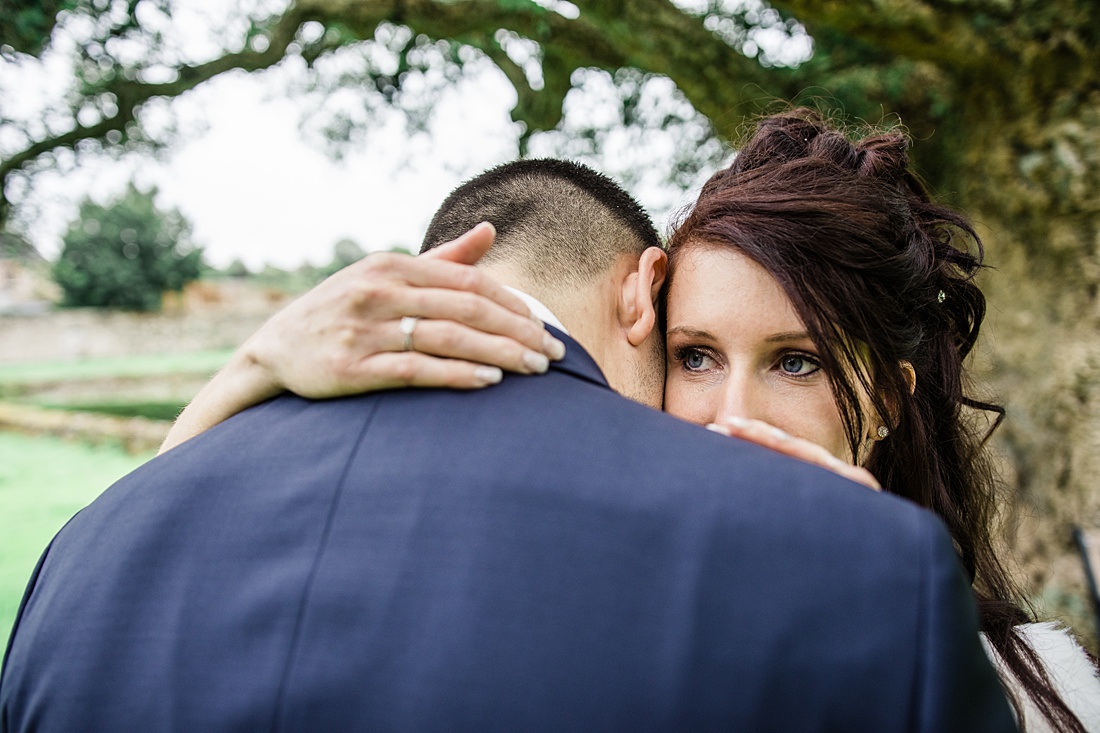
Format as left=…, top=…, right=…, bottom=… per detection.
left=421, top=159, right=660, bottom=286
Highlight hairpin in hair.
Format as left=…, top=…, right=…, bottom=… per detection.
left=937, top=290, right=946, bottom=304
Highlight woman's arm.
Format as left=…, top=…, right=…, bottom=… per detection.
left=160, top=224, right=565, bottom=453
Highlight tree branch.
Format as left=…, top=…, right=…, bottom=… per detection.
left=769, top=0, right=994, bottom=72
left=298, top=0, right=799, bottom=138
left=0, top=6, right=307, bottom=184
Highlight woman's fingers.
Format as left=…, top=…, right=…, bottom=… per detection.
left=240, top=230, right=569, bottom=401
left=812, top=459, right=882, bottom=492
left=419, top=221, right=497, bottom=266
left=707, top=417, right=882, bottom=491
left=163, top=224, right=539, bottom=450
left=347, top=351, right=507, bottom=391
left=352, top=253, right=527, bottom=310
left=334, top=244, right=565, bottom=361
left=311, top=271, right=564, bottom=372
left=288, top=317, right=551, bottom=396
left=396, top=318, right=556, bottom=375
left=392, top=287, right=564, bottom=360
left=354, top=228, right=531, bottom=321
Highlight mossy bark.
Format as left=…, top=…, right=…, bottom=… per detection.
left=961, top=91, right=1100, bottom=647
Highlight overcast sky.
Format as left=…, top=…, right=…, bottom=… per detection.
left=2, top=0, right=821, bottom=270
left=10, top=58, right=705, bottom=270
left=16, top=65, right=531, bottom=269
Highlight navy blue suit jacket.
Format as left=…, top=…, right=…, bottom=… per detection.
left=1, top=330, right=1014, bottom=731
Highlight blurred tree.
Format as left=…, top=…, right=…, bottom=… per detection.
left=0, top=0, right=73, bottom=56
left=53, top=183, right=202, bottom=310
left=0, top=231, right=41, bottom=262
left=3, top=0, right=1100, bottom=633
left=329, top=237, right=366, bottom=271
left=223, top=258, right=252, bottom=278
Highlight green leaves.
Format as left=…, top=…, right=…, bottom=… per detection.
left=53, top=183, right=203, bottom=311
left=0, top=0, right=75, bottom=56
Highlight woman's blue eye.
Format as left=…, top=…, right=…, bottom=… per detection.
left=780, top=354, right=818, bottom=375
left=675, top=347, right=714, bottom=372
left=684, top=350, right=708, bottom=370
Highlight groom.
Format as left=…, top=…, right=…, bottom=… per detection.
left=1, top=160, right=1014, bottom=731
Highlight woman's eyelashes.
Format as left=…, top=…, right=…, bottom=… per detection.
left=776, top=352, right=822, bottom=378
left=673, top=345, right=718, bottom=374
left=672, top=344, right=823, bottom=380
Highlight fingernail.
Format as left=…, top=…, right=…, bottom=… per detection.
left=725, top=416, right=750, bottom=429
left=769, top=427, right=790, bottom=441
left=543, top=333, right=566, bottom=360
left=474, top=366, right=503, bottom=385
left=523, top=351, right=549, bottom=374
left=706, top=423, right=732, bottom=436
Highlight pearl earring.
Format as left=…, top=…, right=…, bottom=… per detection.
left=877, top=426, right=890, bottom=439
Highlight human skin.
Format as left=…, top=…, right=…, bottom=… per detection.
left=664, top=244, right=882, bottom=489
left=159, top=225, right=566, bottom=453
left=161, top=229, right=880, bottom=489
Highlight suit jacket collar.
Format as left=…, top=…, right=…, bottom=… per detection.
left=545, top=325, right=611, bottom=391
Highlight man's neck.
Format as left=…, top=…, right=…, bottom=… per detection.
left=481, top=263, right=606, bottom=368
left=479, top=262, right=663, bottom=410
left=503, top=286, right=568, bottom=334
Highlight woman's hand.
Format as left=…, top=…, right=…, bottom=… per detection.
left=160, top=223, right=565, bottom=453
left=241, top=222, right=564, bottom=399
left=706, top=416, right=882, bottom=491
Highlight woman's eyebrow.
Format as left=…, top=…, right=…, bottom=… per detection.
left=764, top=331, right=812, bottom=343
left=666, top=326, right=715, bottom=340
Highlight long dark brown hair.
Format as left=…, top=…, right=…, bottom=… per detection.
left=667, top=108, right=1087, bottom=732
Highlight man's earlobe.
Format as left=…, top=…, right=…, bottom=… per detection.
left=626, top=247, right=668, bottom=347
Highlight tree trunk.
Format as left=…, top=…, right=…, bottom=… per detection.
left=960, top=89, right=1100, bottom=649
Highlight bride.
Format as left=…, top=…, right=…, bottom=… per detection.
left=164, top=110, right=1100, bottom=732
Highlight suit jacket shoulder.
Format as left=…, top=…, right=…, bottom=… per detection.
left=0, top=331, right=1015, bottom=733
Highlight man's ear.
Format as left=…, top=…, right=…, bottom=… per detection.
left=622, top=247, right=668, bottom=347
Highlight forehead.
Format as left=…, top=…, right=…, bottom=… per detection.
left=668, top=244, right=804, bottom=332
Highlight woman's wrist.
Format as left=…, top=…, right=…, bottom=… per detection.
left=159, top=346, right=284, bottom=454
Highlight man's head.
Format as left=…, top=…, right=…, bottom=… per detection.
left=422, top=159, right=668, bottom=408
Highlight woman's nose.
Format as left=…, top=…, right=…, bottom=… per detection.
left=714, top=374, right=757, bottom=424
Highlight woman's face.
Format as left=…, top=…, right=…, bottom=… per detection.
left=664, top=244, right=867, bottom=463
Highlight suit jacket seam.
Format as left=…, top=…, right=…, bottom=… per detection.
left=271, top=399, right=381, bottom=732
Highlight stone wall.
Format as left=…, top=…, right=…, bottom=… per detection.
left=0, top=309, right=269, bottom=364
left=0, top=281, right=290, bottom=365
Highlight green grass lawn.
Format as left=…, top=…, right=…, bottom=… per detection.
left=0, top=432, right=152, bottom=650
left=0, top=349, right=232, bottom=387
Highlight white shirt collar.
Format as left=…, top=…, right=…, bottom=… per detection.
left=504, top=286, right=569, bottom=335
